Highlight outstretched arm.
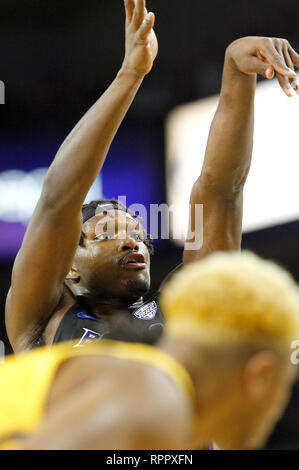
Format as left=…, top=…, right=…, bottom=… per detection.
left=183, top=37, right=299, bottom=264
left=6, top=0, right=158, bottom=351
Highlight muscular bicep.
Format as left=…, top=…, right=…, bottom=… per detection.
left=5, top=196, right=82, bottom=351
left=183, top=177, right=244, bottom=265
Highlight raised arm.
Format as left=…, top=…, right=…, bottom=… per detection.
left=183, top=37, right=299, bottom=264
left=6, top=0, right=158, bottom=351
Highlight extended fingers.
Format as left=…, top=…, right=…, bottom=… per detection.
left=274, top=41, right=294, bottom=96
left=133, top=0, right=146, bottom=29
left=124, top=0, right=135, bottom=23
left=288, top=43, right=299, bottom=93
left=260, top=39, right=296, bottom=78
left=139, top=12, right=155, bottom=40
left=282, top=42, right=299, bottom=94
left=276, top=73, right=294, bottom=97
left=289, top=46, right=299, bottom=68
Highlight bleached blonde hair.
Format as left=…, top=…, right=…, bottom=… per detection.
left=160, top=251, right=299, bottom=351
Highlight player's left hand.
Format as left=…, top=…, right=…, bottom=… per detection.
left=121, top=0, right=158, bottom=78
left=227, top=37, right=299, bottom=97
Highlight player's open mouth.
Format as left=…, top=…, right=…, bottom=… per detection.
left=120, top=253, right=146, bottom=270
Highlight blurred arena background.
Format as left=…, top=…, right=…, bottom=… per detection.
left=0, top=0, right=299, bottom=449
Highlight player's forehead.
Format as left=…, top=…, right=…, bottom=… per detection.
left=82, top=209, right=138, bottom=233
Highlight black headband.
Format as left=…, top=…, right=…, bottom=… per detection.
left=82, top=202, right=127, bottom=224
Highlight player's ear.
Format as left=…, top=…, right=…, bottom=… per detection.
left=242, top=351, right=278, bottom=400
left=241, top=351, right=278, bottom=400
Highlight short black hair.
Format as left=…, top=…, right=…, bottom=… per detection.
left=79, top=198, right=154, bottom=253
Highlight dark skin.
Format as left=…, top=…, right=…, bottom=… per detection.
left=5, top=22, right=299, bottom=352
left=66, top=210, right=151, bottom=302
left=184, top=36, right=299, bottom=263
left=6, top=0, right=157, bottom=352
left=43, top=209, right=152, bottom=347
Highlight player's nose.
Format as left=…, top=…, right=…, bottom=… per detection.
left=118, top=235, right=139, bottom=252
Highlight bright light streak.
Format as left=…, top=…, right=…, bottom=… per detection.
left=0, top=168, right=102, bottom=225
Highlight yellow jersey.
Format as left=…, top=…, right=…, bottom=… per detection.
left=0, top=340, right=195, bottom=450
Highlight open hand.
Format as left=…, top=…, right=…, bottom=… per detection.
left=122, top=0, right=158, bottom=78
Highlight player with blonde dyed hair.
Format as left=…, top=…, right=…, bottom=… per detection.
left=0, top=251, right=298, bottom=450
left=160, top=251, right=299, bottom=449
left=162, top=250, right=299, bottom=349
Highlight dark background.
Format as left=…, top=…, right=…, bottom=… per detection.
left=0, top=0, right=299, bottom=449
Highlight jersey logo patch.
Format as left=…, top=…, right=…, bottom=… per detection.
left=73, top=328, right=103, bottom=348
left=133, top=301, right=157, bottom=321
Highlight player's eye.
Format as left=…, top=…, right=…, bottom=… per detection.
left=96, top=232, right=113, bottom=241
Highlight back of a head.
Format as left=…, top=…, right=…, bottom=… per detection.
left=160, top=251, right=299, bottom=356
left=160, top=252, right=299, bottom=449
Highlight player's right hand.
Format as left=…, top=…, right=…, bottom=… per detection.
left=226, top=37, right=299, bottom=97
left=121, top=0, right=158, bottom=78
